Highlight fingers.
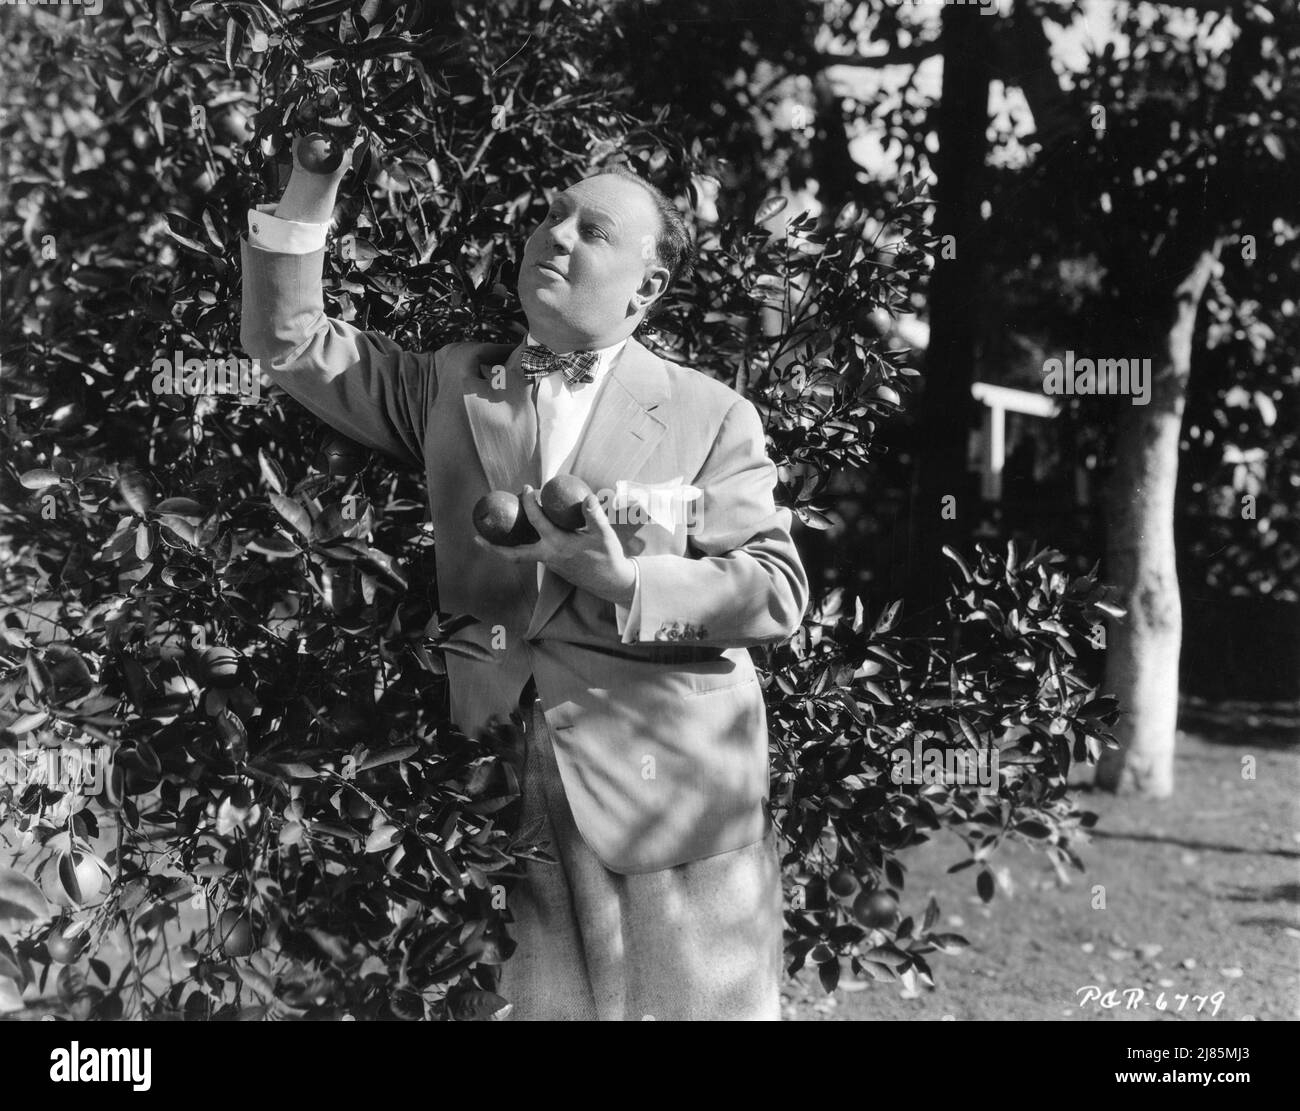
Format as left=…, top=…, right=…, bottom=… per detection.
left=519, top=486, right=559, bottom=538
left=581, top=493, right=612, bottom=533
left=473, top=535, right=538, bottom=562
left=290, top=130, right=363, bottom=181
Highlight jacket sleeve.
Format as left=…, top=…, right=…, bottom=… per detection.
left=626, top=397, right=809, bottom=647
left=238, top=234, right=436, bottom=468
left=613, top=557, right=644, bottom=644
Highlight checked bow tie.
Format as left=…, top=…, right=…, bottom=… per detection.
left=519, top=343, right=599, bottom=386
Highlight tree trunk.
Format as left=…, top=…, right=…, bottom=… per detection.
left=1095, top=247, right=1220, bottom=795
left=904, top=4, right=991, bottom=623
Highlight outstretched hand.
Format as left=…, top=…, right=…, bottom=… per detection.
left=275, top=130, right=369, bottom=224
left=473, top=486, right=637, bottom=607
left=290, top=129, right=368, bottom=182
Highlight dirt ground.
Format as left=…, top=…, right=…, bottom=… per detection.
left=781, top=725, right=1300, bottom=1022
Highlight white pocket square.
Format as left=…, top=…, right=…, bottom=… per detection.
left=611, top=476, right=702, bottom=531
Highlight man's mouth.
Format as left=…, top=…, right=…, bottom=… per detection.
left=536, top=261, right=566, bottom=278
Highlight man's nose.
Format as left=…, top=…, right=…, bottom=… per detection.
left=547, top=216, right=576, bottom=252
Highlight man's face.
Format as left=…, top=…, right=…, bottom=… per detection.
left=517, top=175, right=669, bottom=351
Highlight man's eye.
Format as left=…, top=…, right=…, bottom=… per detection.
left=584, top=225, right=606, bottom=239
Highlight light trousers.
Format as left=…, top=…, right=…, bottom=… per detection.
left=495, top=693, right=783, bottom=1021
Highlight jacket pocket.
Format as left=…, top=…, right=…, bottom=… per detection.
left=677, top=652, right=756, bottom=696
left=683, top=675, right=760, bottom=698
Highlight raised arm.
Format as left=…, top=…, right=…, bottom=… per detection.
left=238, top=135, right=435, bottom=467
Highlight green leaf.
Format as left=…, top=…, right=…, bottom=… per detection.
left=818, top=955, right=841, bottom=993
left=306, top=927, right=353, bottom=965
left=427, top=843, right=463, bottom=889
left=309, top=821, right=362, bottom=846
left=0, top=977, right=24, bottom=1015
left=119, top=468, right=153, bottom=515
left=0, top=869, right=50, bottom=922
left=365, top=825, right=402, bottom=853
left=356, top=547, right=407, bottom=590
left=941, top=545, right=973, bottom=583
left=258, top=449, right=286, bottom=494
left=450, top=990, right=511, bottom=1021
left=57, top=852, right=86, bottom=904
left=19, top=469, right=61, bottom=490
left=797, top=506, right=834, bottom=530
left=862, top=946, right=908, bottom=968
left=7, top=711, right=49, bottom=734
left=163, top=221, right=217, bottom=258
left=872, top=599, right=902, bottom=635
left=0, top=940, right=22, bottom=985
left=311, top=504, right=346, bottom=543
left=224, top=16, right=243, bottom=71
left=863, top=681, right=892, bottom=704
left=247, top=534, right=300, bottom=558
left=154, top=497, right=204, bottom=519
left=157, top=517, right=201, bottom=551
left=834, top=688, right=864, bottom=725
left=754, top=195, right=788, bottom=223
left=270, top=494, right=313, bottom=539
left=356, top=744, right=419, bottom=771
left=922, top=895, right=939, bottom=933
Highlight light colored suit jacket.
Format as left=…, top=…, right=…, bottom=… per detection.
left=238, top=237, right=810, bottom=873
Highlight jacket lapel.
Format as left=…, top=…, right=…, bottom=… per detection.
left=463, top=342, right=542, bottom=604
left=463, top=343, right=538, bottom=493
left=566, top=337, right=671, bottom=495
left=524, top=337, right=671, bottom=639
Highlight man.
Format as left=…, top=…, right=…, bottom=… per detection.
left=238, top=136, right=809, bottom=1020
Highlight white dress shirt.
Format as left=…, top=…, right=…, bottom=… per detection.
left=247, top=206, right=644, bottom=642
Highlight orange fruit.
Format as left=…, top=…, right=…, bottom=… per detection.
left=473, top=491, right=538, bottom=546
left=539, top=474, right=593, bottom=531
left=852, top=890, right=899, bottom=929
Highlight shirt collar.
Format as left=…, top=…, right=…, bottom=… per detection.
left=524, top=333, right=629, bottom=385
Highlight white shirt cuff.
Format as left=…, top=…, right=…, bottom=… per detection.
left=614, top=558, right=642, bottom=644
left=247, top=203, right=329, bottom=254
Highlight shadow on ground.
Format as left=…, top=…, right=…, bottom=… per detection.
left=782, top=727, right=1300, bottom=1022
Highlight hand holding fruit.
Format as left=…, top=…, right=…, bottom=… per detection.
left=273, top=87, right=366, bottom=223
left=275, top=130, right=366, bottom=223
left=289, top=86, right=360, bottom=178
left=472, top=476, right=636, bottom=606
left=295, top=133, right=344, bottom=175
left=291, top=129, right=365, bottom=180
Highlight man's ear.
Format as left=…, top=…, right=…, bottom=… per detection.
left=631, top=263, right=671, bottom=314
